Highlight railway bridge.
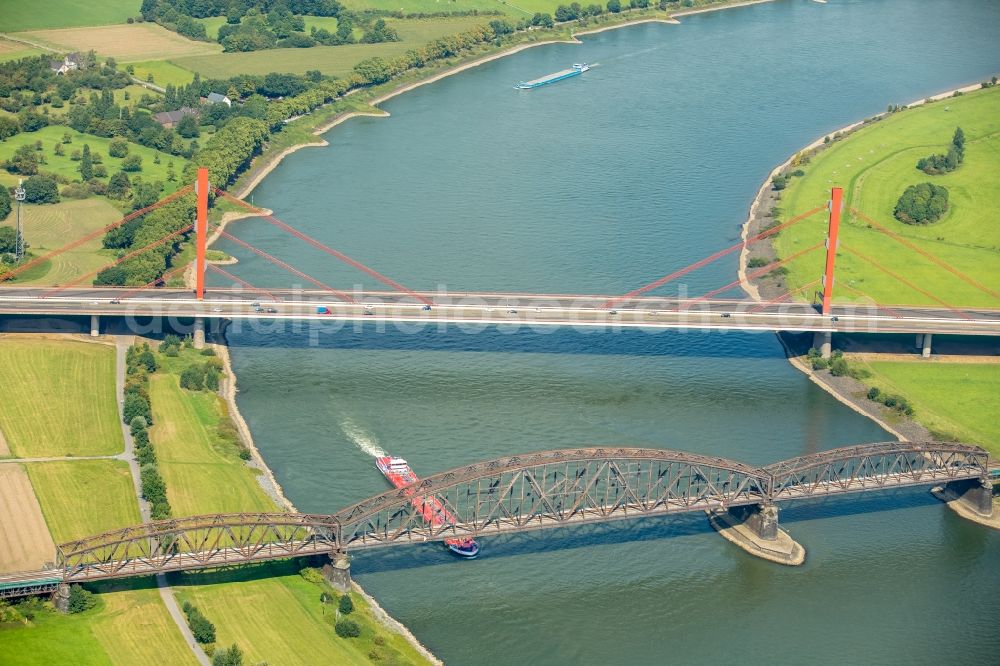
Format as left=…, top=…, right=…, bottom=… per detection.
left=1, top=441, right=992, bottom=600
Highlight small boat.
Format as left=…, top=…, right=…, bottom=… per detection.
left=514, top=63, right=590, bottom=90
left=376, top=455, right=480, bottom=558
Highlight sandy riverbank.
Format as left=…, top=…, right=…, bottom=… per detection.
left=739, top=78, right=998, bottom=441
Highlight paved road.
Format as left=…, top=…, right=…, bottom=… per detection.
left=1, top=287, right=998, bottom=336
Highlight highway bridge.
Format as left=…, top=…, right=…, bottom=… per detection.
left=0, top=441, right=992, bottom=598
left=2, top=286, right=999, bottom=339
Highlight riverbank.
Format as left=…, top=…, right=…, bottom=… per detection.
left=741, top=80, right=1000, bottom=446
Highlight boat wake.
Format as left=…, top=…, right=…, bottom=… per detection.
left=340, top=418, right=386, bottom=458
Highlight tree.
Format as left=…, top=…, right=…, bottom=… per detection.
left=353, top=57, right=393, bottom=86
left=166, top=162, right=177, bottom=182
left=338, top=593, right=354, bottom=614
left=0, top=226, right=16, bottom=252
left=108, top=138, right=129, bottom=158
left=107, top=171, right=132, bottom=199
left=335, top=618, right=361, bottom=638
left=531, top=12, right=554, bottom=28
left=3, top=145, right=39, bottom=175
left=67, top=585, right=97, bottom=613
left=180, top=364, right=205, bottom=390
left=204, top=364, right=220, bottom=391
left=122, top=154, right=143, bottom=172
left=212, top=644, right=243, bottom=666
left=0, top=187, right=10, bottom=222
left=607, top=0, right=622, bottom=12
left=80, top=144, right=93, bottom=180
left=176, top=114, right=200, bottom=139
left=123, top=391, right=152, bottom=424
left=893, top=182, right=949, bottom=225
left=183, top=604, right=216, bottom=644
left=22, top=175, right=59, bottom=204
left=0, top=116, right=19, bottom=141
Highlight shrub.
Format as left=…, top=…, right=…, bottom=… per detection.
left=61, top=182, right=90, bottom=199
left=828, top=357, right=849, bottom=376
left=335, top=618, right=361, bottom=638
left=108, top=138, right=129, bottom=158
left=894, top=183, right=948, bottom=225
left=866, top=387, right=881, bottom=401
left=746, top=257, right=769, bottom=269
left=338, top=593, right=354, bottom=614
left=771, top=174, right=788, bottom=191
left=67, top=585, right=96, bottom=613
left=92, top=164, right=108, bottom=178
left=238, top=447, right=252, bottom=460
left=159, top=334, right=181, bottom=355
left=211, top=643, right=243, bottom=666
left=183, top=604, right=216, bottom=644
left=122, top=154, right=142, bottom=172
left=180, top=364, right=205, bottom=390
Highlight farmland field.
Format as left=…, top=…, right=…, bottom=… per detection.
left=0, top=0, right=138, bottom=32
left=340, top=0, right=516, bottom=14
left=26, top=460, right=141, bottom=543
left=149, top=370, right=275, bottom=517
left=172, top=16, right=492, bottom=78
left=0, top=465, right=57, bottom=572
left=0, top=584, right=197, bottom=666
left=12, top=23, right=221, bottom=62
left=129, top=60, right=196, bottom=87
left=173, top=562, right=431, bottom=665
left=0, top=339, right=122, bottom=457
left=0, top=36, right=44, bottom=63
left=772, top=86, right=1000, bottom=308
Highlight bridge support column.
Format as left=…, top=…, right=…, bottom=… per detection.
left=940, top=477, right=994, bottom=517
left=192, top=317, right=205, bottom=350
left=53, top=583, right=71, bottom=613
left=915, top=333, right=924, bottom=350
left=322, top=552, right=351, bottom=593
left=812, top=331, right=832, bottom=359
left=921, top=333, right=933, bottom=358
left=708, top=503, right=805, bottom=565
left=89, top=314, right=99, bottom=337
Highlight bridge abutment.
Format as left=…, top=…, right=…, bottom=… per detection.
left=192, top=317, right=205, bottom=349
left=812, top=331, right=832, bottom=359
left=940, top=477, right=994, bottom=517
left=708, top=503, right=805, bottom=566
left=322, top=552, right=351, bottom=593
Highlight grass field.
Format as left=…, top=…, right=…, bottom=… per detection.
left=0, top=126, right=185, bottom=193
left=0, top=465, right=57, bottom=572
left=12, top=23, right=221, bottom=62
left=856, top=360, right=1000, bottom=456
left=0, top=0, right=138, bottom=32
left=26, top=460, right=140, bottom=543
left=0, top=339, right=122, bottom=457
left=0, top=36, right=44, bottom=63
left=173, top=562, right=430, bottom=665
left=772, top=86, right=1000, bottom=308
left=172, top=16, right=491, bottom=78
left=0, top=584, right=197, bottom=666
left=150, top=354, right=274, bottom=517
left=129, top=59, right=197, bottom=87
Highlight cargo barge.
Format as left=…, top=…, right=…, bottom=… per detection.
left=514, top=63, right=590, bottom=90
left=375, top=455, right=480, bottom=558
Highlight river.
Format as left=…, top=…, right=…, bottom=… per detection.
left=215, top=0, right=1000, bottom=663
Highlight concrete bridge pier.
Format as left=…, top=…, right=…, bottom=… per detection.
left=921, top=333, right=933, bottom=358
left=322, top=551, right=351, bottom=593
left=90, top=314, right=99, bottom=337
left=708, top=503, right=805, bottom=565
left=812, top=331, right=832, bottom=359
left=192, top=317, right=205, bottom=350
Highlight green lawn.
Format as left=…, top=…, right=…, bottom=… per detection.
left=173, top=562, right=430, bottom=665
left=0, top=126, right=186, bottom=193
left=0, top=340, right=122, bottom=457
left=0, top=0, right=138, bottom=32
left=0, top=584, right=197, bottom=666
left=172, top=16, right=492, bottom=78
left=129, top=60, right=197, bottom=87
left=26, top=460, right=140, bottom=543
left=150, top=353, right=274, bottom=517
left=772, top=86, right=1000, bottom=308
left=857, top=360, right=1000, bottom=456
left=0, top=198, right=123, bottom=286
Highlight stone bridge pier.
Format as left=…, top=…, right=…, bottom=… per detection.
left=322, top=551, right=352, bottom=593
left=709, top=503, right=805, bottom=566
left=941, top=477, right=994, bottom=517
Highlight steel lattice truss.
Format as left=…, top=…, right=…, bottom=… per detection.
left=58, top=513, right=339, bottom=581
left=44, top=442, right=987, bottom=583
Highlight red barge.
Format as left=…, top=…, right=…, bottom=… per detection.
left=375, top=456, right=480, bottom=558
